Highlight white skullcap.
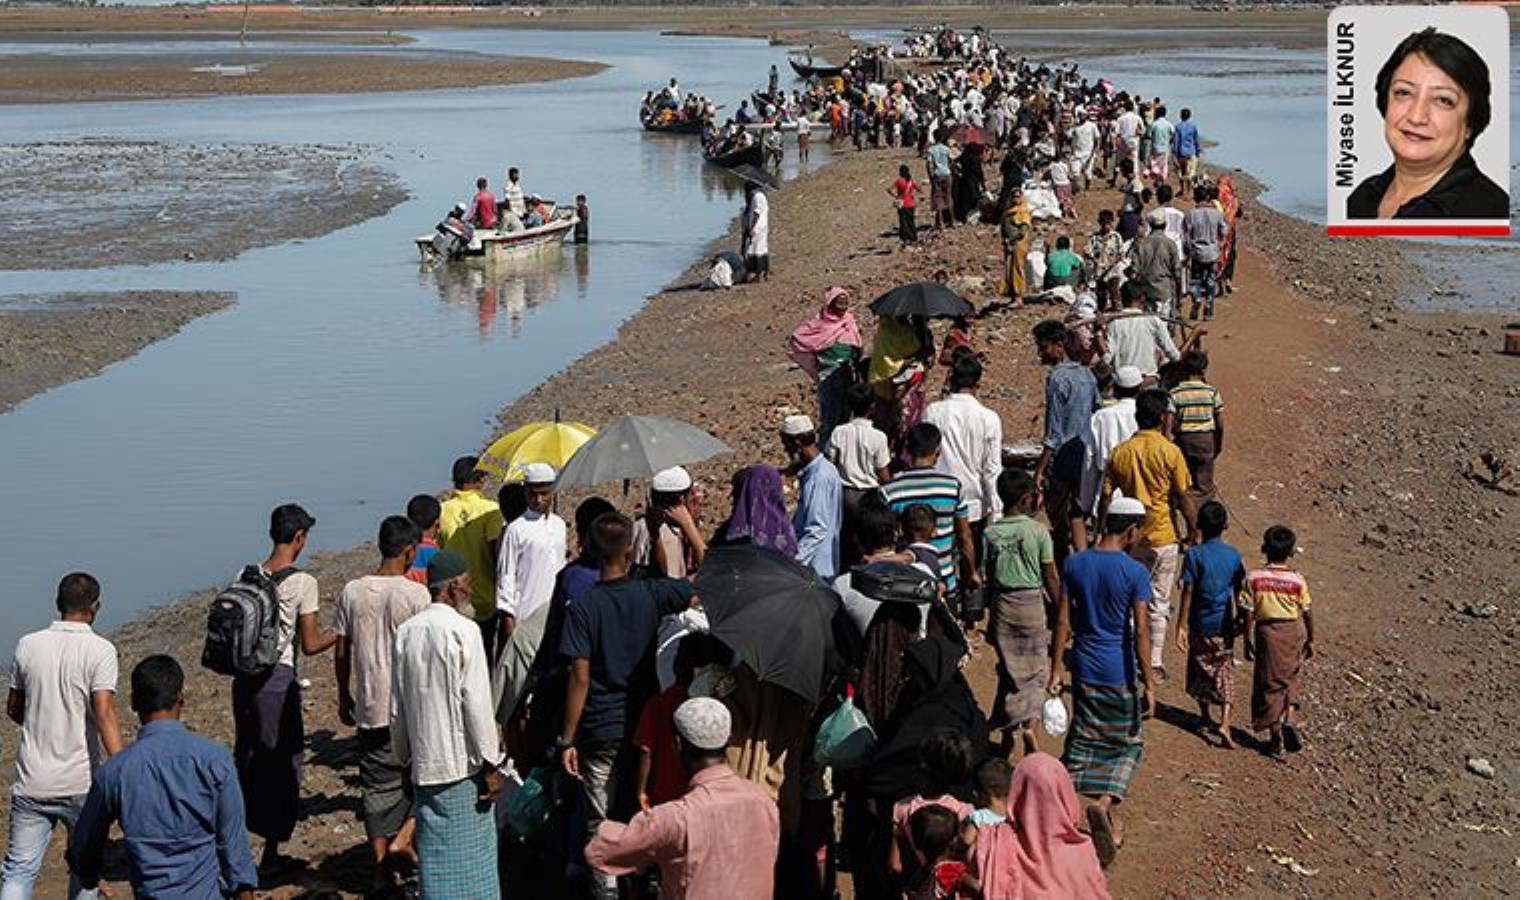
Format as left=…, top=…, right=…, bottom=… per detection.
left=673, top=697, right=732, bottom=750
left=1114, top=366, right=1144, bottom=389
left=1109, top=490, right=1146, bottom=518
left=520, top=462, right=556, bottom=485
left=1146, top=209, right=1168, bottom=226
left=780, top=414, right=816, bottom=437
left=652, top=466, right=693, bottom=493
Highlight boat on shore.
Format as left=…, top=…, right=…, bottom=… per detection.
left=703, top=141, right=766, bottom=171
left=415, top=203, right=578, bottom=266
left=788, top=55, right=845, bottom=79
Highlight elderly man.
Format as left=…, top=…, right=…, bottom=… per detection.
left=781, top=415, right=843, bottom=582
left=392, top=550, right=505, bottom=900
left=1104, top=281, right=1183, bottom=380
left=586, top=698, right=780, bottom=900
left=1126, top=209, right=1183, bottom=317
left=495, top=463, right=567, bottom=728
left=632, top=466, right=706, bottom=579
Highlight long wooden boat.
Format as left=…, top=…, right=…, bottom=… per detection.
left=788, top=56, right=845, bottom=79
left=640, top=114, right=705, bottom=135
left=415, top=207, right=577, bottom=266
left=703, top=141, right=766, bottom=171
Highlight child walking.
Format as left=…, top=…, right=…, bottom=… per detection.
left=1173, top=501, right=1246, bottom=749
left=1243, top=525, right=1315, bottom=757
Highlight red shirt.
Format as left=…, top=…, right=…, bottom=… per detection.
left=894, top=177, right=919, bottom=210
left=469, top=190, right=498, bottom=228
left=633, top=684, right=689, bottom=806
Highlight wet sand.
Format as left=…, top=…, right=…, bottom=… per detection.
left=0, top=139, right=406, bottom=271
left=0, top=290, right=234, bottom=413
left=0, top=52, right=606, bottom=104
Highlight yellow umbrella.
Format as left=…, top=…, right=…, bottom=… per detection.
left=480, top=420, right=597, bottom=481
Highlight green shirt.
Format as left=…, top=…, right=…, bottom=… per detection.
left=983, top=514, right=1054, bottom=591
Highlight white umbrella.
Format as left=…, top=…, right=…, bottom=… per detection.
left=554, top=415, right=732, bottom=491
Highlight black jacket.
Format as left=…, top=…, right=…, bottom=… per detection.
left=1347, top=152, right=1509, bottom=220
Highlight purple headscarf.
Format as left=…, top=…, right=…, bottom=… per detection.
left=718, top=465, right=798, bottom=557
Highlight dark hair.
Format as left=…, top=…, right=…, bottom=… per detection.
left=498, top=482, right=528, bottom=523
left=996, top=469, right=1037, bottom=510
left=975, top=756, right=1013, bottom=801
left=1180, top=107, right=1192, bottom=120
left=1155, top=104, right=1167, bottom=118
left=131, top=654, right=184, bottom=715
left=589, top=512, right=633, bottom=562
left=56, top=572, right=100, bottom=615
left=1375, top=28, right=1491, bottom=147
left=1193, top=185, right=1208, bottom=203
left=1031, top=319, right=1067, bottom=347
left=1055, top=234, right=1072, bottom=251
left=908, top=804, right=959, bottom=863
left=1104, top=511, right=1145, bottom=536
left=574, top=496, right=617, bottom=543
left=1097, top=209, right=1114, bottom=225
left=1181, top=350, right=1209, bottom=377
left=378, top=515, right=421, bottom=560
left=949, top=354, right=983, bottom=391
left=1197, top=500, right=1228, bottom=539
left=1120, top=280, right=1146, bottom=306
left=1156, top=183, right=1173, bottom=204
left=406, top=494, right=441, bottom=532
left=857, top=496, right=900, bottom=552
left=1135, top=389, right=1171, bottom=430
left=1263, top=524, right=1296, bottom=563
left=900, top=503, right=937, bottom=540
left=452, top=456, right=484, bottom=489
left=673, top=633, right=729, bottom=684
left=904, top=422, right=943, bottom=459
left=899, top=164, right=912, bottom=178
left=846, top=381, right=876, bottom=417
left=476, top=176, right=488, bottom=189
left=270, top=504, right=315, bottom=544
left=920, top=728, right=975, bottom=791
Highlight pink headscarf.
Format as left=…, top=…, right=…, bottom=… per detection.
left=786, top=287, right=861, bottom=378
left=971, top=753, right=1111, bottom=899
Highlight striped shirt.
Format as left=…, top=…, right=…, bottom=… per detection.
left=1244, top=565, right=1312, bottom=623
left=880, top=468, right=969, bottom=590
left=1169, top=380, right=1223, bottom=434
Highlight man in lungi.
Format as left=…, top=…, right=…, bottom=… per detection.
left=392, top=550, right=506, bottom=899
left=1047, top=492, right=1155, bottom=869
left=333, top=516, right=431, bottom=893
left=494, top=463, right=567, bottom=749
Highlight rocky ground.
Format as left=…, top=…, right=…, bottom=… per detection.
left=0, top=140, right=406, bottom=271
left=0, top=52, right=605, bottom=105
left=0, top=290, right=234, bottom=413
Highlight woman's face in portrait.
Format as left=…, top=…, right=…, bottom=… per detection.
left=1383, top=52, right=1472, bottom=172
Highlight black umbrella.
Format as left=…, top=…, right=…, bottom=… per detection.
left=695, top=545, right=842, bottom=704
left=869, top=281, right=974, bottom=319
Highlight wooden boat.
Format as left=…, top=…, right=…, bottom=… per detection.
left=788, top=56, right=846, bottom=79
left=415, top=204, right=577, bottom=266
left=640, top=113, right=704, bottom=135
left=703, top=141, right=766, bottom=171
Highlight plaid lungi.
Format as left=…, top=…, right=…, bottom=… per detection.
left=415, top=776, right=500, bottom=899
left=1185, top=635, right=1235, bottom=708
left=1062, top=683, right=1144, bottom=800
left=989, top=588, right=1050, bottom=730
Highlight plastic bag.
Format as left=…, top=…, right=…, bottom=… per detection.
left=503, top=766, right=555, bottom=838
left=813, top=693, right=876, bottom=769
left=1042, top=695, right=1070, bottom=737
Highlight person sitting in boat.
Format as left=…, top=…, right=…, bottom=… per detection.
left=466, top=177, right=498, bottom=230
left=664, top=77, right=681, bottom=109
left=523, top=197, right=552, bottom=228
left=431, top=202, right=474, bottom=259
left=499, top=207, right=526, bottom=234
left=735, top=100, right=754, bottom=125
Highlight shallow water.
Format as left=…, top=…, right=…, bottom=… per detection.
left=0, top=29, right=825, bottom=646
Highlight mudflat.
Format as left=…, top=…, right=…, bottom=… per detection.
left=0, top=290, right=234, bottom=413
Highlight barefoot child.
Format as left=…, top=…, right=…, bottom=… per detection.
left=1243, top=525, right=1315, bottom=756
left=1173, top=501, right=1246, bottom=748
left=982, top=471, right=1060, bottom=756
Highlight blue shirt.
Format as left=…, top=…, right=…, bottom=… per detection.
left=1043, top=361, right=1100, bottom=483
left=926, top=143, right=953, bottom=178
left=1062, top=549, right=1152, bottom=687
left=793, top=453, right=843, bottom=582
left=1148, top=117, right=1175, bottom=156
left=69, top=719, right=257, bottom=899
left=1173, top=120, right=1200, bottom=158
left=1180, top=538, right=1245, bottom=636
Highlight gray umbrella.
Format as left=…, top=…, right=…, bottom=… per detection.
left=554, top=415, right=732, bottom=491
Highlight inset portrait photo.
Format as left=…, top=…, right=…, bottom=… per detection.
left=1326, top=5, right=1511, bottom=236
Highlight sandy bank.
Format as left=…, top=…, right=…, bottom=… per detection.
left=0, top=51, right=606, bottom=104
left=0, top=290, right=234, bottom=413
left=0, top=140, right=405, bottom=271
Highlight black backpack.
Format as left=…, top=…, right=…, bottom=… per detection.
left=849, top=561, right=938, bottom=604
left=201, top=565, right=298, bottom=678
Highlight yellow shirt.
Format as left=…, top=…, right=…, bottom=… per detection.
left=438, top=489, right=504, bottom=621
left=1105, top=430, right=1191, bottom=545
left=1244, top=565, right=1312, bottom=622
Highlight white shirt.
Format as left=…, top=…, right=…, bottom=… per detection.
left=1105, top=312, right=1180, bottom=376
left=1069, top=120, right=1099, bottom=157
left=495, top=509, right=567, bottom=623
left=503, top=180, right=526, bottom=217
left=9, top=622, right=117, bottom=798
left=1116, top=111, right=1143, bottom=146
left=1161, top=205, right=1187, bottom=258
left=255, top=568, right=319, bottom=669
left=745, top=192, right=769, bottom=257
left=922, top=392, right=1004, bottom=522
left=333, top=574, right=431, bottom=730
left=1081, top=398, right=1139, bottom=513
left=827, top=417, right=891, bottom=490
left=391, top=604, right=503, bottom=787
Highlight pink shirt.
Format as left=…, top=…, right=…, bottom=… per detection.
left=586, top=765, right=780, bottom=900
